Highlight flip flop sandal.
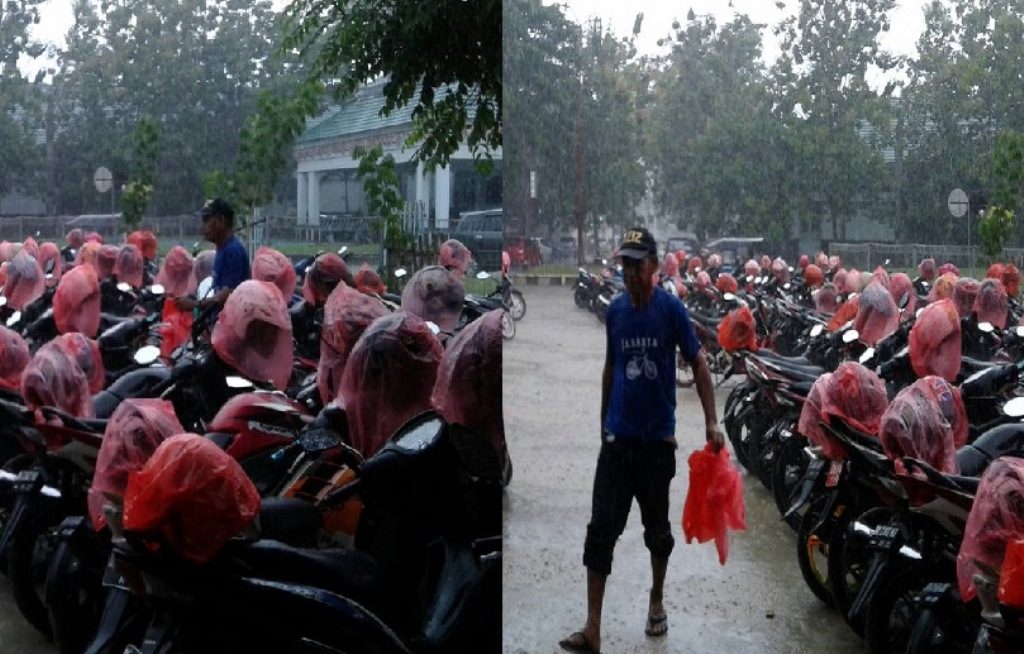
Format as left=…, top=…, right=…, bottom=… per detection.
left=559, top=631, right=601, bottom=654
left=645, top=613, right=668, bottom=637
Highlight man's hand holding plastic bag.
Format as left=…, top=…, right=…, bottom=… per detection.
left=682, top=441, right=746, bottom=565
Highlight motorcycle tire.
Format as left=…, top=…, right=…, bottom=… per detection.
left=501, top=311, right=516, bottom=340
left=796, top=495, right=835, bottom=607
left=8, top=498, right=64, bottom=637
left=905, top=608, right=949, bottom=654
left=771, top=434, right=809, bottom=532
left=750, top=422, right=784, bottom=490
left=594, top=300, right=608, bottom=324
left=864, top=568, right=928, bottom=654
left=723, top=383, right=755, bottom=470
left=508, top=290, right=526, bottom=321
left=47, top=528, right=108, bottom=654
left=827, top=506, right=895, bottom=637
left=0, top=454, right=34, bottom=576
left=573, top=288, right=589, bottom=310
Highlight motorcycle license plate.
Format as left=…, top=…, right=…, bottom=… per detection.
left=825, top=461, right=843, bottom=488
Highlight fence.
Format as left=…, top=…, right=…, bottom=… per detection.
left=829, top=242, right=1024, bottom=274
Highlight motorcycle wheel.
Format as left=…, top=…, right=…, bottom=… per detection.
left=8, top=498, right=64, bottom=636
left=905, top=608, right=949, bottom=654
left=0, top=454, right=34, bottom=576
left=796, top=495, right=835, bottom=607
left=573, top=288, right=589, bottom=310
left=750, top=421, right=784, bottom=490
left=723, top=383, right=755, bottom=470
left=827, top=506, right=895, bottom=637
left=771, top=434, right=809, bottom=532
left=594, top=298, right=608, bottom=324
left=501, top=311, right=516, bottom=339
left=864, top=569, right=928, bottom=654
left=508, top=290, right=526, bottom=321
left=47, top=528, right=108, bottom=654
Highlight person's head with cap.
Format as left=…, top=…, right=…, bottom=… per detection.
left=616, top=226, right=659, bottom=308
left=196, top=198, right=235, bottom=248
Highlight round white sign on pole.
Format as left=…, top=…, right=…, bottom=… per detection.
left=93, top=166, right=113, bottom=193
left=948, top=188, right=969, bottom=218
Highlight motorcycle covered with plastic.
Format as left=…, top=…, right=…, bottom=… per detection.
left=718, top=305, right=756, bottom=353
left=21, top=340, right=95, bottom=418
left=853, top=280, right=899, bottom=345
left=211, top=280, right=293, bottom=391
left=879, top=376, right=966, bottom=476
left=797, top=362, right=889, bottom=461
left=0, top=326, right=30, bottom=391
left=54, top=264, right=101, bottom=337
left=317, top=283, right=389, bottom=406
left=400, top=266, right=466, bottom=334
left=113, top=244, right=144, bottom=289
left=909, top=299, right=961, bottom=382
left=302, top=253, right=351, bottom=306
left=251, top=247, right=297, bottom=300
left=438, top=239, right=473, bottom=278
left=973, top=278, right=1009, bottom=329
left=155, top=246, right=195, bottom=298
left=2, top=250, right=45, bottom=310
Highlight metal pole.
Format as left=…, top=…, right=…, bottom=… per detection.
left=968, top=213, right=972, bottom=275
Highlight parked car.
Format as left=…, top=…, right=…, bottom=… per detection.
left=555, top=235, right=578, bottom=261
left=453, top=208, right=503, bottom=271
left=664, top=234, right=700, bottom=257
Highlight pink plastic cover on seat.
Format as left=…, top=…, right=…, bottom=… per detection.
left=853, top=281, right=899, bottom=345
left=814, top=284, right=838, bottom=314
left=211, top=280, right=293, bottom=390
left=54, top=265, right=101, bottom=338
left=400, top=266, right=466, bottom=334
left=21, top=341, right=94, bottom=418
left=439, top=239, right=473, bottom=278
left=156, top=246, right=196, bottom=297
left=956, top=457, right=1024, bottom=602
left=88, top=399, right=184, bottom=530
left=251, top=247, right=296, bottom=300
left=0, top=326, right=30, bottom=391
left=339, top=311, right=443, bottom=458
left=888, top=272, right=916, bottom=319
left=97, top=245, right=119, bottom=280
left=797, top=362, right=888, bottom=461
left=431, top=310, right=503, bottom=461
left=37, top=242, right=63, bottom=286
left=302, top=253, right=351, bottom=306
left=973, top=278, right=1008, bottom=329
left=317, top=283, right=389, bottom=405
left=953, top=277, right=980, bottom=318
left=663, top=253, right=680, bottom=278
left=879, top=376, right=966, bottom=476
left=52, top=332, right=105, bottom=394
left=353, top=264, right=386, bottom=295
left=74, top=241, right=101, bottom=275
left=2, top=250, right=45, bottom=310
left=113, top=244, right=144, bottom=289
left=909, top=298, right=961, bottom=382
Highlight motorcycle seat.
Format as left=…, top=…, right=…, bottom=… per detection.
left=961, top=356, right=994, bottom=375
left=257, top=497, right=323, bottom=548
left=100, top=313, right=134, bottom=326
left=756, top=349, right=820, bottom=370
left=754, top=351, right=824, bottom=379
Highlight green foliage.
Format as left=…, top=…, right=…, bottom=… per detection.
left=353, top=144, right=412, bottom=280
left=979, top=205, right=1015, bottom=260
left=120, top=181, right=154, bottom=229
left=282, top=0, right=501, bottom=170
left=993, top=130, right=1024, bottom=213
left=130, top=115, right=159, bottom=187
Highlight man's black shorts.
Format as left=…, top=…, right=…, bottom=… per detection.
left=583, top=437, right=676, bottom=576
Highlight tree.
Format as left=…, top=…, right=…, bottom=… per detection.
left=282, top=0, right=501, bottom=170
left=120, top=114, right=160, bottom=228
left=0, top=0, right=47, bottom=202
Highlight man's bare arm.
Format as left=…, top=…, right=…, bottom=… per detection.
left=690, top=350, right=724, bottom=451
left=600, top=354, right=613, bottom=435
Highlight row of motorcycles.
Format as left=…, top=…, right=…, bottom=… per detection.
left=0, top=237, right=508, bottom=653
left=705, top=262, right=1024, bottom=654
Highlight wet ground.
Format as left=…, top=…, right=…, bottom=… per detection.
left=0, top=576, right=52, bottom=653
left=503, top=286, right=863, bottom=654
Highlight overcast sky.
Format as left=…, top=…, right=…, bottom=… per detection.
left=552, top=0, right=930, bottom=90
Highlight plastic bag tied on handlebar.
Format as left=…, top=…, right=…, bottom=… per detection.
left=909, top=298, right=962, bottom=382
left=880, top=376, right=966, bottom=477
left=252, top=246, right=297, bottom=301
left=54, top=265, right=101, bottom=337
left=211, top=279, right=294, bottom=391
left=718, top=306, right=756, bottom=353
left=797, top=362, right=888, bottom=462
left=156, top=245, right=196, bottom=298
left=318, top=283, right=388, bottom=406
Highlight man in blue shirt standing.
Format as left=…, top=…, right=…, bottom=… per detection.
left=560, top=226, right=724, bottom=654
left=175, top=198, right=250, bottom=312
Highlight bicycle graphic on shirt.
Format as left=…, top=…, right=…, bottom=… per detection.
left=626, top=351, right=658, bottom=381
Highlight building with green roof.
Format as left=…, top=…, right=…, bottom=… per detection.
left=293, top=79, right=502, bottom=235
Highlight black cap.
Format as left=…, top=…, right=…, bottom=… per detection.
left=194, top=198, right=234, bottom=221
left=617, top=227, right=657, bottom=260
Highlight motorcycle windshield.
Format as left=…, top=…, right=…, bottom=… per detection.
left=54, top=265, right=101, bottom=338
left=113, top=244, right=144, bottom=289
left=2, top=250, right=45, bottom=310
left=318, top=283, right=388, bottom=406
left=438, top=239, right=473, bottom=279
left=211, top=280, right=293, bottom=390
left=88, top=399, right=183, bottom=530
left=122, top=433, right=260, bottom=564
left=880, top=376, right=965, bottom=477
left=909, top=299, right=961, bottom=382
left=974, top=278, right=1009, bottom=330
left=21, top=340, right=94, bottom=418
left=853, top=281, right=899, bottom=345
left=37, top=242, right=63, bottom=287
left=0, top=326, right=29, bottom=391
left=340, top=311, right=443, bottom=458
left=252, top=246, right=297, bottom=301
left=956, top=456, right=1024, bottom=603
left=431, top=310, right=503, bottom=466
left=400, top=266, right=465, bottom=334
left=156, top=246, right=196, bottom=298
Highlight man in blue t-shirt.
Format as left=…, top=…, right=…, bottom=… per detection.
left=175, top=198, right=250, bottom=312
left=560, top=226, right=723, bottom=654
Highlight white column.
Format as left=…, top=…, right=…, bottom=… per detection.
left=434, top=165, right=450, bottom=230
left=307, top=171, right=320, bottom=227
left=414, top=161, right=427, bottom=221
left=296, top=172, right=308, bottom=225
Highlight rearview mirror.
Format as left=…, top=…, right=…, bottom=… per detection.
left=133, top=345, right=161, bottom=366
left=842, top=329, right=860, bottom=344
left=810, top=324, right=824, bottom=338
left=6, top=311, right=21, bottom=327
left=197, top=276, right=214, bottom=300
left=338, top=246, right=349, bottom=256
left=723, top=292, right=736, bottom=302
left=602, top=259, right=608, bottom=266
left=859, top=347, right=875, bottom=365
left=1017, top=326, right=1024, bottom=338
left=978, top=321, right=995, bottom=334
left=225, top=376, right=255, bottom=390
left=884, top=259, right=891, bottom=267
left=149, top=284, right=165, bottom=296
left=1005, top=396, right=1024, bottom=418
left=783, top=283, right=791, bottom=290
left=116, top=282, right=131, bottom=293
left=425, top=321, right=441, bottom=335
left=898, top=292, right=910, bottom=310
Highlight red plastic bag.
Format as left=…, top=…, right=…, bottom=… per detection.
left=127, top=230, right=158, bottom=261
left=155, top=246, right=195, bottom=298
left=854, top=281, right=899, bottom=345
left=803, top=264, right=823, bottom=288
left=716, top=273, right=738, bottom=294
left=998, top=539, right=1024, bottom=609
left=1003, top=264, right=1021, bottom=298
left=21, top=341, right=94, bottom=418
left=682, top=442, right=746, bottom=565
left=832, top=268, right=849, bottom=294
left=814, top=284, right=839, bottom=314
left=953, top=277, right=981, bottom=318
left=52, top=333, right=105, bottom=394
left=88, top=399, right=183, bottom=530
left=827, top=296, right=859, bottom=332
left=717, top=305, right=756, bottom=353
left=956, top=456, right=1024, bottom=602
left=123, top=433, right=260, bottom=564
left=114, top=244, right=144, bottom=289
left=317, top=283, right=388, bottom=405
left=0, top=326, right=30, bottom=391
left=798, top=362, right=888, bottom=461
left=2, top=249, right=45, bottom=310
left=159, top=298, right=193, bottom=359
left=879, top=376, right=966, bottom=476
left=54, top=265, right=101, bottom=337
left=211, top=280, right=293, bottom=390
left=909, top=299, right=961, bottom=382
left=888, top=272, right=916, bottom=319
left=928, top=273, right=957, bottom=303
left=400, top=266, right=466, bottom=334
left=438, top=239, right=473, bottom=278
left=251, top=246, right=297, bottom=300
left=663, top=253, right=680, bottom=278
left=353, top=263, right=386, bottom=295
left=973, top=278, right=1008, bottom=329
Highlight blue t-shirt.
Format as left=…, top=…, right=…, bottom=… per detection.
left=604, top=287, right=702, bottom=441
left=213, top=235, right=250, bottom=292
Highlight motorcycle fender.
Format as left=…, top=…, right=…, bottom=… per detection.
left=421, top=542, right=498, bottom=650
left=783, top=458, right=828, bottom=520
